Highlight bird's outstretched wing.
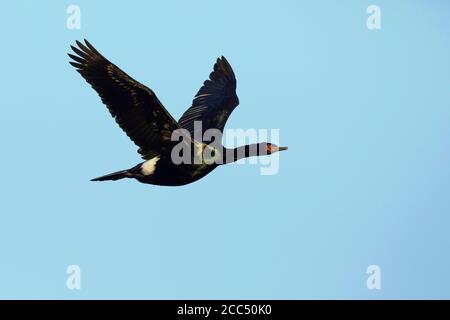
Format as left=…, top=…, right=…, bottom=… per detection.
left=68, top=39, right=179, bottom=160
left=178, top=56, right=239, bottom=137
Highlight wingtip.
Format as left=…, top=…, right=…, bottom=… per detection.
left=69, top=61, right=82, bottom=68
left=84, top=38, right=91, bottom=47
left=70, top=39, right=88, bottom=50
left=218, top=56, right=230, bottom=66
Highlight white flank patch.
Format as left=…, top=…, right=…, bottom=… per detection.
left=141, top=156, right=160, bottom=176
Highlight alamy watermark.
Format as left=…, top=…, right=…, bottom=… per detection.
left=66, top=265, right=81, bottom=290
left=366, top=265, right=381, bottom=290
left=169, top=121, right=287, bottom=176
left=66, top=5, right=81, bottom=30
left=366, top=5, right=381, bottom=30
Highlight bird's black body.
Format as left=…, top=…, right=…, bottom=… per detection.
left=69, top=40, right=287, bottom=186
left=134, top=156, right=218, bottom=187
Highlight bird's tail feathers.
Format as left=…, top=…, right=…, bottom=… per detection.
left=91, top=169, right=130, bottom=182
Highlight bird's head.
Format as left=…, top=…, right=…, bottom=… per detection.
left=260, top=143, right=288, bottom=155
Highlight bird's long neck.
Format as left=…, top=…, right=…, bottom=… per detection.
left=222, top=144, right=262, bottom=164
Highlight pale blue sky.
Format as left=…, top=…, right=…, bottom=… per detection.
left=0, top=0, right=450, bottom=299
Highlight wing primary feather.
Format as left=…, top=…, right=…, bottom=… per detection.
left=69, top=61, right=84, bottom=69
left=68, top=53, right=85, bottom=64
left=83, top=39, right=102, bottom=55
left=71, top=45, right=90, bottom=60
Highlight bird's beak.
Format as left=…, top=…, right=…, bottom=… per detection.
left=278, top=146, right=288, bottom=151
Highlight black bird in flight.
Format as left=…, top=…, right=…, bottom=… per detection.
left=68, top=39, right=287, bottom=186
